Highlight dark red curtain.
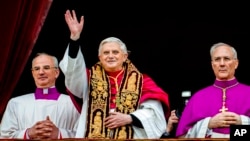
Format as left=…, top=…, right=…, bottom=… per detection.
left=0, top=0, right=53, bottom=119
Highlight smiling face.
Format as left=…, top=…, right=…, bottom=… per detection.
left=31, top=54, right=59, bottom=88
left=211, top=45, right=238, bottom=81
left=98, top=42, right=128, bottom=72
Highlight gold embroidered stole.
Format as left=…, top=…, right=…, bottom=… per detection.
left=86, top=59, right=143, bottom=139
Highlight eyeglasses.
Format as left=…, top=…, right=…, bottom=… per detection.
left=31, top=65, right=58, bottom=72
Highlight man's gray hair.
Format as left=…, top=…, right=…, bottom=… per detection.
left=98, top=37, right=128, bottom=55
left=210, top=42, right=238, bottom=59
left=32, top=52, right=59, bottom=67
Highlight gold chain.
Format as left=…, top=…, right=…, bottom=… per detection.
left=213, top=82, right=239, bottom=112
left=107, top=69, right=124, bottom=92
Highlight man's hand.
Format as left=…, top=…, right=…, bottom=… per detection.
left=167, top=110, right=179, bottom=133
left=64, top=9, right=84, bottom=40
left=27, top=116, right=59, bottom=139
left=104, top=112, right=132, bottom=129
left=208, top=111, right=241, bottom=129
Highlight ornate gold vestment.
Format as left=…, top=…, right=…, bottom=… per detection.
left=85, top=59, right=143, bottom=139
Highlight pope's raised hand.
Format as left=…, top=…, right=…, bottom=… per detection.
left=64, top=9, right=84, bottom=40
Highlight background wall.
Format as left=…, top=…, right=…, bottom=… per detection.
left=13, top=0, right=250, bottom=113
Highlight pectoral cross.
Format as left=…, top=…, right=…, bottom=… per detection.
left=219, top=105, right=228, bottom=113
left=219, top=88, right=228, bottom=113
left=214, top=82, right=239, bottom=113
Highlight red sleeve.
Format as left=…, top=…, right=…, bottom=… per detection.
left=24, top=129, right=28, bottom=139
left=140, top=74, right=170, bottom=118
left=59, top=132, right=62, bottom=139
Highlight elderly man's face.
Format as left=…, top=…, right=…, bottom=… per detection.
left=211, top=46, right=238, bottom=80
left=98, top=42, right=128, bottom=72
left=31, top=55, right=59, bottom=88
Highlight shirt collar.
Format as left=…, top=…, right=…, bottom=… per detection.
left=35, top=86, right=60, bottom=100
left=214, top=78, right=238, bottom=88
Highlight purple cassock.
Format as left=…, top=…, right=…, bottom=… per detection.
left=176, top=78, right=250, bottom=136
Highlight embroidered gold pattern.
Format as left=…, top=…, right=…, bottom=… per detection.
left=91, top=111, right=102, bottom=137
left=118, top=126, right=127, bottom=139
left=86, top=59, right=142, bottom=139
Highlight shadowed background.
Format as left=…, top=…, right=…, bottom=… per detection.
left=11, top=0, right=250, bottom=115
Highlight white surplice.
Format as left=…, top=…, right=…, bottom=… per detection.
left=59, top=46, right=166, bottom=139
left=0, top=93, right=80, bottom=139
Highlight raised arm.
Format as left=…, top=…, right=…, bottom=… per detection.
left=64, top=9, right=84, bottom=40
left=59, top=9, right=87, bottom=99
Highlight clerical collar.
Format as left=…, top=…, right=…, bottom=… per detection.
left=106, top=69, right=124, bottom=78
left=35, top=87, right=60, bottom=100
left=214, top=78, right=238, bottom=89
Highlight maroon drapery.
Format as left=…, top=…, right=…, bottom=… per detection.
left=0, top=0, right=53, bottom=119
